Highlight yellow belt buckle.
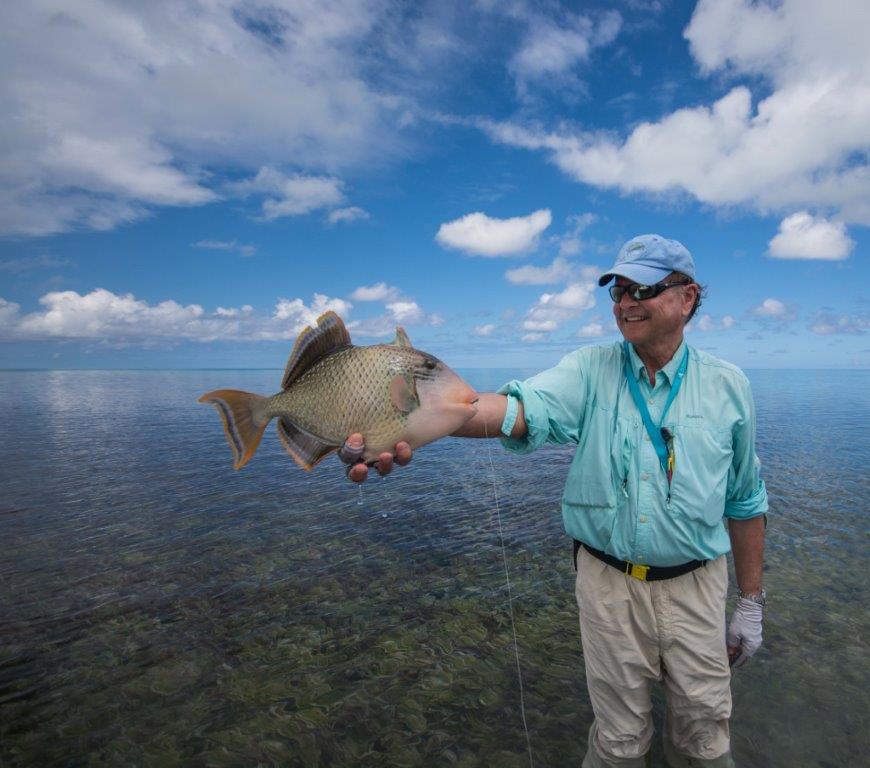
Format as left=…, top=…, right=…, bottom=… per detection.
left=627, top=563, right=649, bottom=581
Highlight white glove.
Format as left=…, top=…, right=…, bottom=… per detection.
left=727, top=596, right=763, bottom=668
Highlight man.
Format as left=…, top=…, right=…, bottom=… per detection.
left=343, top=235, right=767, bottom=768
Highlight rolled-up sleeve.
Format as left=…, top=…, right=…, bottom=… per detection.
left=497, top=351, right=587, bottom=455
left=725, top=375, right=768, bottom=520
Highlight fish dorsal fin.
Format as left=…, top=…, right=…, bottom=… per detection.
left=276, top=418, right=337, bottom=471
left=282, top=311, right=351, bottom=390
left=391, top=326, right=412, bottom=347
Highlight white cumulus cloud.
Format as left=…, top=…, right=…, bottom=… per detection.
left=350, top=283, right=400, bottom=302
left=273, top=294, right=352, bottom=330
left=577, top=321, right=606, bottom=338
left=0, top=298, right=21, bottom=328
left=231, top=168, right=345, bottom=220
left=768, top=212, right=855, bottom=260
left=436, top=209, right=552, bottom=257
left=386, top=301, right=425, bottom=324
left=478, top=0, right=870, bottom=225
left=345, top=290, right=440, bottom=338
left=11, top=289, right=207, bottom=340
left=0, top=1, right=444, bottom=236
left=473, top=323, right=496, bottom=337
left=0, top=289, right=354, bottom=343
left=506, top=257, right=574, bottom=285
left=521, top=281, right=596, bottom=335
left=691, top=313, right=736, bottom=332
left=214, top=305, right=253, bottom=317
left=751, top=298, right=789, bottom=319
left=809, top=311, right=869, bottom=335
left=328, top=206, right=370, bottom=224
left=509, top=10, right=621, bottom=93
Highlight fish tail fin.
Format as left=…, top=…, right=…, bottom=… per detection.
left=198, top=389, right=270, bottom=469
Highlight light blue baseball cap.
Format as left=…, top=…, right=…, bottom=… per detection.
left=598, top=234, right=695, bottom=286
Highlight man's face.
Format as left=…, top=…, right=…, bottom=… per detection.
left=611, top=273, right=698, bottom=350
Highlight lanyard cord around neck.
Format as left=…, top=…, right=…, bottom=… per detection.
left=622, top=341, right=689, bottom=476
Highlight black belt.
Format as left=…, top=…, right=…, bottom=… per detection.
left=573, top=540, right=706, bottom=582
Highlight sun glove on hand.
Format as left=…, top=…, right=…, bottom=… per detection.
left=727, top=596, right=763, bottom=668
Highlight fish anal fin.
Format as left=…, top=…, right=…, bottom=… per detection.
left=282, top=311, right=351, bottom=390
left=391, top=326, right=412, bottom=347
left=199, top=389, right=270, bottom=470
left=277, top=418, right=337, bottom=471
left=390, top=375, right=419, bottom=414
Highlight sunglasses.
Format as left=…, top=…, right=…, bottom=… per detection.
left=609, top=279, right=690, bottom=303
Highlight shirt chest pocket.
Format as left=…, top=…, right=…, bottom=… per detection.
left=668, top=424, right=733, bottom=526
left=562, top=407, right=632, bottom=512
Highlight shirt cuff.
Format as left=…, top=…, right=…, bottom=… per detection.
left=500, top=394, right=519, bottom=437
left=496, top=380, right=548, bottom=454
left=725, top=479, right=769, bottom=520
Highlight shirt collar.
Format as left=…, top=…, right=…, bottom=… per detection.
left=626, top=338, right=688, bottom=386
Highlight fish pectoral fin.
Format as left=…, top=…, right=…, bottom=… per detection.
left=281, top=311, right=352, bottom=390
left=390, top=326, right=412, bottom=347
left=277, top=418, right=337, bottom=471
left=389, top=374, right=419, bottom=414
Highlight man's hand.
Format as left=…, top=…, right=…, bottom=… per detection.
left=339, top=433, right=413, bottom=483
left=726, top=596, right=763, bottom=668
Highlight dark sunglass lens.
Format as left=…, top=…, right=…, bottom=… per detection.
left=609, top=286, right=623, bottom=302
left=635, top=285, right=656, bottom=300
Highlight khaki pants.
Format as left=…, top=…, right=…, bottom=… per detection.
left=575, top=547, right=736, bottom=768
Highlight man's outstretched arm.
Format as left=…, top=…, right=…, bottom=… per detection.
left=451, top=392, right=527, bottom=439
left=342, top=393, right=527, bottom=482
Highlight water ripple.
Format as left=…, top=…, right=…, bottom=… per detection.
left=0, top=369, right=867, bottom=767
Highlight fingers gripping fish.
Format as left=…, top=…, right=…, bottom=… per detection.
left=199, top=311, right=479, bottom=470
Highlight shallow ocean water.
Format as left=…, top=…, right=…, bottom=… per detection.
left=0, top=368, right=868, bottom=767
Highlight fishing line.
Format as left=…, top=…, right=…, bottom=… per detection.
left=483, top=420, right=534, bottom=768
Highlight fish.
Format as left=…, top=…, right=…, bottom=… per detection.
left=199, top=311, right=479, bottom=470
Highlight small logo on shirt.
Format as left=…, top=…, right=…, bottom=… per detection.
left=686, top=414, right=704, bottom=420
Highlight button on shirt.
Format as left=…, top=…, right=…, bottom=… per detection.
left=498, top=341, right=767, bottom=567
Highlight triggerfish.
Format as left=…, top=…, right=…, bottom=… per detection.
left=199, top=311, right=479, bottom=470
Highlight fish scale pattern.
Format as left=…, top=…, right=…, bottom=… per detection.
left=268, top=345, right=415, bottom=454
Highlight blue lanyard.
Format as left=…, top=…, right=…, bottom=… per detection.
left=622, top=341, right=688, bottom=476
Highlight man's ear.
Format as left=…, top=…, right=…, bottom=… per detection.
left=683, top=284, right=699, bottom=318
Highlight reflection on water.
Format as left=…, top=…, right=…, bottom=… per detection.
left=1, top=369, right=868, bottom=767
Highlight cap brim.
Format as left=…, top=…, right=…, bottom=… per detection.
left=598, top=263, right=672, bottom=287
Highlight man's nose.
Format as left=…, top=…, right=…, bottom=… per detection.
left=618, top=290, right=639, bottom=308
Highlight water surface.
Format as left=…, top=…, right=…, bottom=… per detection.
left=1, top=369, right=868, bottom=766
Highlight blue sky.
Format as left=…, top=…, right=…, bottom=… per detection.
left=0, top=0, right=867, bottom=370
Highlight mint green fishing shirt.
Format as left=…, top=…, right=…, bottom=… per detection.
left=498, top=340, right=767, bottom=567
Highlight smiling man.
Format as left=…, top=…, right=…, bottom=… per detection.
left=344, top=235, right=767, bottom=768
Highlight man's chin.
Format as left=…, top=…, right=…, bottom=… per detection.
left=618, top=323, right=648, bottom=344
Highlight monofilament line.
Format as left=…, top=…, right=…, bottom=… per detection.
left=483, top=421, right=534, bottom=767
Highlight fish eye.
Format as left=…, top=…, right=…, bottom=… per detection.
left=423, top=359, right=436, bottom=370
